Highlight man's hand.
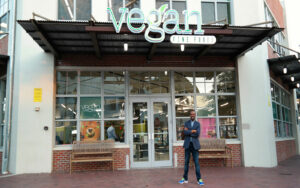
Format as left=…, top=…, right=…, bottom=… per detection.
left=184, top=127, right=188, bottom=131
left=191, top=130, right=197, bottom=133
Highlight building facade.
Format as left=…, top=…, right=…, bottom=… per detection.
left=0, top=0, right=299, bottom=174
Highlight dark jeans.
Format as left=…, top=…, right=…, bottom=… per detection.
left=183, top=142, right=201, bottom=181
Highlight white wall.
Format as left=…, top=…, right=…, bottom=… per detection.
left=234, top=0, right=277, bottom=167
left=9, top=0, right=57, bottom=174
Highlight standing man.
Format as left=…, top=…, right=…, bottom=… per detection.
left=178, top=110, right=204, bottom=186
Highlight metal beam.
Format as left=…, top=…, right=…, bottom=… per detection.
left=88, top=21, right=101, bottom=59
left=193, top=36, right=223, bottom=60
left=30, top=19, right=59, bottom=57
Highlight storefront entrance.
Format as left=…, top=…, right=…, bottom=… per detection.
left=129, top=97, right=172, bottom=168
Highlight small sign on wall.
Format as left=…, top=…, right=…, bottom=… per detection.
left=34, top=88, right=42, bottom=102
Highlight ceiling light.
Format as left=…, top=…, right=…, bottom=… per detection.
left=124, top=43, right=128, bottom=51
left=283, top=66, right=287, bottom=74
left=291, top=76, right=294, bottom=82
left=181, top=44, right=185, bottom=52
left=297, top=83, right=300, bottom=88
left=164, top=71, right=168, bottom=76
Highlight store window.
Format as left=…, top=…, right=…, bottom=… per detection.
left=0, top=78, right=6, bottom=147
left=270, top=81, right=293, bottom=138
left=55, top=71, right=126, bottom=145
left=201, top=0, right=231, bottom=24
left=0, top=0, right=8, bottom=34
left=175, top=70, right=238, bottom=141
left=58, top=0, right=91, bottom=20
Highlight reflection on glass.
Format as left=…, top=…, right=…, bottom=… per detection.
left=218, top=96, right=236, bottom=116
left=172, top=1, right=186, bottom=23
left=80, top=71, right=101, bottom=95
left=104, top=97, right=125, bottom=119
left=76, top=0, right=91, bottom=20
left=216, top=71, right=235, bottom=93
left=217, top=2, right=231, bottom=24
left=274, top=120, right=278, bottom=137
left=133, top=102, right=148, bottom=162
left=202, top=2, right=215, bottom=24
left=80, top=121, right=100, bottom=141
left=104, top=120, right=125, bottom=142
left=176, top=118, right=189, bottom=141
left=156, top=0, right=170, bottom=9
left=196, top=95, right=216, bottom=116
left=108, top=0, right=124, bottom=21
left=195, top=72, right=214, bottom=93
left=198, top=118, right=216, bottom=138
left=174, top=72, right=193, bottom=94
left=80, top=97, right=101, bottom=119
left=153, top=102, right=169, bottom=161
left=55, top=121, right=76, bottom=145
left=58, top=0, right=74, bottom=20
left=56, top=71, right=77, bottom=95
left=56, top=97, right=77, bottom=120
left=130, top=72, right=169, bottom=94
left=104, top=71, right=125, bottom=95
left=219, top=118, right=237, bottom=139
left=175, top=96, right=194, bottom=117
left=125, top=0, right=140, bottom=9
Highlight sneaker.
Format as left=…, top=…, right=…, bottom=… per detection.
left=198, top=179, right=204, bottom=186
left=178, top=178, right=188, bottom=184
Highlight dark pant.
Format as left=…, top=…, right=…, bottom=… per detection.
left=183, top=142, right=201, bottom=181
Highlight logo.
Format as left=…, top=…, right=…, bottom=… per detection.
left=107, top=4, right=216, bottom=44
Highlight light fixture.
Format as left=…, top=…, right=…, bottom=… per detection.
left=124, top=43, right=128, bottom=51
left=297, top=83, right=300, bottom=88
left=181, top=44, right=185, bottom=52
left=291, top=76, right=295, bottom=82
left=283, top=65, right=287, bottom=74
left=164, top=71, right=168, bottom=76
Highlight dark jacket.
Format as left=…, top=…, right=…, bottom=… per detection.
left=183, top=120, right=201, bottom=150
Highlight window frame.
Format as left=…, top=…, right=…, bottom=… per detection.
left=57, top=0, right=92, bottom=21
left=201, top=0, right=232, bottom=25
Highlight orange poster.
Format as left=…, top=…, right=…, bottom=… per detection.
left=80, top=121, right=100, bottom=141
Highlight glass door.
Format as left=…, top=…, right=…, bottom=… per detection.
left=129, top=97, right=172, bottom=168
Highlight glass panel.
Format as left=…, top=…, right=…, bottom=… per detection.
left=195, top=72, right=214, bottom=93
left=175, top=96, right=194, bottom=117
left=58, top=0, right=74, bottom=20
left=104, top=120, right=125, bottom=142
left=104, top=71, right=125, bottom=95
left=172, top=1, right=186, bottom=23
left=125, top=0, right=140, bottom=9
left=271, top=83, right=275, bottom=100
left=276, top=121, right=281, bottom=137
left=153, top=102, right=169, bottom=161
left=272, top=102, right=277, bottom=119
left=0, top=13, right=8, bottom=33
left=219, top=118, right=237, bottom=139
left=218, top=96, right=236, bottom=116
left=196, top=95, right=216, bottom=116
left=130, top=72, right=169, bottom=94
left=80, top=97, right=101, bottom=119
left=156, top=0, right=170, bottom=9
left=202, top=2, right=215, bottom=24
left=216, top=71, right=235, bottom=93
left=80, top=121, right=100, bottom=141
left=55, top=121, right=76, bottom=145
left=132, top=102, right=148, bottom=162
left=174, top=72, right=193, bottom=94
left=80, top=71, right=101, bottom=95
left=55, top=97, right=77, bottom=120
left=279, top=121, right=286, bottom=137
left=276, top=104, right=281, bottom=120
left=76, top=0, right=91, bottom=20
left=0, top=125, right=3, bottom=147
left=176, top=118, right=189, bottom=141
left=56, top=71, right=77, bottom=95
left=108, top=0, right=124, bottom=21
left=104, top=96, right=125, bottom=119
left=198, top=118, right=216, bottom=138
left=274, top=120, right=277, bottom=137
left=282, top=107, right=285, bottom=122
left=274, top=85, right=280, bottom=102
left=217, top=2, right=230, bottom=24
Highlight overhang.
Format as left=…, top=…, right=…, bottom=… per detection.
left=17, top=20, right=283, bottom=60
left=268, top=55, right=300, bottom=89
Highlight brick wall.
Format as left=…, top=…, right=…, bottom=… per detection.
left=276, top=140, right=296, bottom=162
left=265, top=0, right=285, bottom=28
left=173, top=144, right=242, bottom=168
left=53, top=148, right=129, bottom=173
left=0, top=35, right=8, bottom=55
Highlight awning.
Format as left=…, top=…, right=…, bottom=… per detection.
left=268, top=55, right=300, bottom=89
left=17, top=20, right=282, bottom=60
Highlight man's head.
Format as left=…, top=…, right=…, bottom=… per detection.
left=190, top=110, right=196, bottom=121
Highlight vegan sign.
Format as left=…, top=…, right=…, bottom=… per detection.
left=107, top=4, right=216, bottom=44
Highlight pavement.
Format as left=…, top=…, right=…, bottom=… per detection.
left=0, top=155, right=299, bottom=188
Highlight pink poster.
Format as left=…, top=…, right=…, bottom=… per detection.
left=198, top=118, right=216, bottom=138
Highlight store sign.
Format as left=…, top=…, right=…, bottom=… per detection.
left=107, top=4, right=216, bottom=44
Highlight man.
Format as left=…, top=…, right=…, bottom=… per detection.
left=107, top=124, right=117, bottom=141
left=178, top=110, right=204, bottom=186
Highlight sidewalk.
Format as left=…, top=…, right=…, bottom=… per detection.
left=0, top=155, right=299, bottom=188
